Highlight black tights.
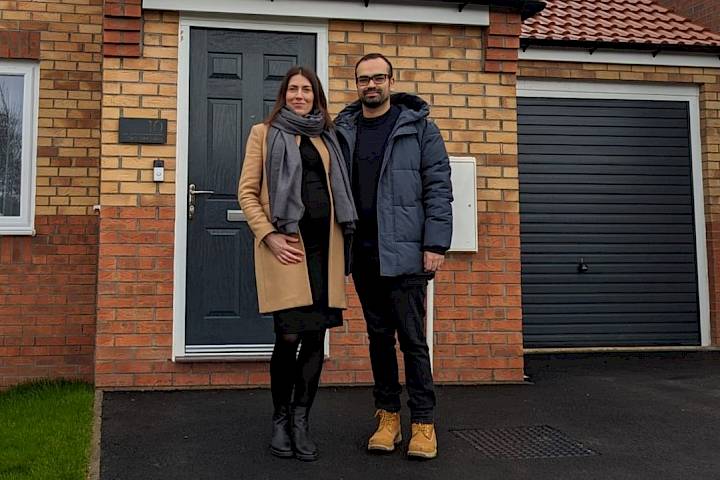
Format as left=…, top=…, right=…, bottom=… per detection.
left=270, top=329, right=326, bottom=411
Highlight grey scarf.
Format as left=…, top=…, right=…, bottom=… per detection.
left=266, top=107, right=357, bottom=235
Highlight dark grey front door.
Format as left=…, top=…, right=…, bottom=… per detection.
left=186, top=28, right=316, bottom=350
left=518, top=97, right=700, bottom=348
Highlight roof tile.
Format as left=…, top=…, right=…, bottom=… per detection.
left=522, top=0, right=720, bottom=49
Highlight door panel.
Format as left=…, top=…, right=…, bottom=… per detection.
left=186, top=28, right=316, bottom=348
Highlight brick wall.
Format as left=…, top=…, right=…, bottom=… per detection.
left=518, top=60, right=720, bottom=346
left=96, top=10, right=179, bottom=387
left=103, top=0, right=143, bottom=57
left=0, top=0, right=103, bottom=215
left=654, top=0, right=720, bottom=34
left=0, top=0, right=102, bottom=387
left=0, top=216, right=97, bottom=387
left=95, top=10, right=525, bottom=388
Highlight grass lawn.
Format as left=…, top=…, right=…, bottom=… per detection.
left=0, top=380, right=94, bottom=480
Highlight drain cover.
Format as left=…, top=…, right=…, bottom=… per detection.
left=450, top=425, right=598, bottom=459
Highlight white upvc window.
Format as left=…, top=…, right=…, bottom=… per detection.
left=0, top=60, right=38, bottom=235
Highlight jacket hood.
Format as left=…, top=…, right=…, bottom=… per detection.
left=335, top=93, right=429, bottom=128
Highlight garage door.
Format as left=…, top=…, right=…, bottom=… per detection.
left=518, top=97, right=700, bottom=348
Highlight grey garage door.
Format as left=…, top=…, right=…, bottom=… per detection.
left=518, top=97, right=700, bottom=348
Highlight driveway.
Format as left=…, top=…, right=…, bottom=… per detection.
left=100, top=351, right=720, bottom=480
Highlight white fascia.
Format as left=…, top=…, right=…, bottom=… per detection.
left=519, top=46, right=720, bottom=69
left=143, top=0, right=489, bottom=26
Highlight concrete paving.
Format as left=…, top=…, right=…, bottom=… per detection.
left=100, top=351, right=720, bottom=480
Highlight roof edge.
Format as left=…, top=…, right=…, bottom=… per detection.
left=444, top=0, right=545, bottom=20
left=521, top=37, right=720, bottom=55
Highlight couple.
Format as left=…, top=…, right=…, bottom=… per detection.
left=237, top=53, right=453, bottom=462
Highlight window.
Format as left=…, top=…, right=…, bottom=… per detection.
left=0, top=60, right=38, bottom=234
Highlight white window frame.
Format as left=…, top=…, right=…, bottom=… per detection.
left=517, top=79, right=711, bottom=347
left=0, top=60, right=39, bottom=235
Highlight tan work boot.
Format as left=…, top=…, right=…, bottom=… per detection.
left=407, top=423, right=437, bottom=459
left=367, top=409, right=402, bottom=452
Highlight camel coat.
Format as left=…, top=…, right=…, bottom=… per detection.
left=237, top=123, right=346, bottom=314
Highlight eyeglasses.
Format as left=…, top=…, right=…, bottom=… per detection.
left=356, top=74, right=389, bottom=87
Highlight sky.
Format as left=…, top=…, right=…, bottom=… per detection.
left=0, top=74, right=24, bottom=119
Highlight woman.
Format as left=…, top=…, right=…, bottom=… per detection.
left=238, top=66, right=356, bottom=462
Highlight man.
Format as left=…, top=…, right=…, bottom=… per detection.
left=335, top=53, right=453, bottom=459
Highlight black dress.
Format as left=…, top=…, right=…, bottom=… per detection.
left=273, top=136, right=343, bottom=334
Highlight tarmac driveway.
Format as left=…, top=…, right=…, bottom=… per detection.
left=100, top=352, right=720, bottom=480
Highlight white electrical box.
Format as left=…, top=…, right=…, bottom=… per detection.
left=448, top=156, right=478, bottom=252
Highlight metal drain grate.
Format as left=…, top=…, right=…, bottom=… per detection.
left=450, top=425, right=598, bottom=459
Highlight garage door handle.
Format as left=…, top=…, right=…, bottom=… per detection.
left=577, top=258, right=589, bottom=273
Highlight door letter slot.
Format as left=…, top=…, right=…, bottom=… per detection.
left=227, top=210, right=247, bottom=222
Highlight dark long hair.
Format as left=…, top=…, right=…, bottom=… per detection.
left=264, top=66, right=333, bottom=127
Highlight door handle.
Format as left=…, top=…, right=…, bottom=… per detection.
left=188, top=183, right=215, bottom=220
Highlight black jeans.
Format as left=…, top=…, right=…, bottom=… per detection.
left=352, top=255, right=436, bottom=423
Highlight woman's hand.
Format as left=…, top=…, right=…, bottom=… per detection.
left=263, top=232, right=304, bottom=265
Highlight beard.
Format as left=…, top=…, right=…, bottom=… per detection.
left=359, top=88, right=388, bottom=108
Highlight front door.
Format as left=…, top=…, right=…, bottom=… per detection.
left=186, top=27, right=316, bottom=353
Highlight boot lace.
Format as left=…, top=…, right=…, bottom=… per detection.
left=414, top=423, right=434, bottom=439
left=375, top=409, right=397, bottom=430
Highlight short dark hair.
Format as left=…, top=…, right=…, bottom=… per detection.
left=264, top=65, right=332, bottom=127
left=355, top=53, right=393, bottom=79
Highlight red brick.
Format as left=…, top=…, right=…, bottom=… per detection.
left=0, top=30, right=40, bottom=59
left=103, top=17, right=141, bottom=31
left=103, top=30, right=141, bottom=44
left=489, top=23, right=521, bottom=36
left=458, top=369, right=494, bottom=382
left=493, top=368, right=524, bottom=382
left=104, top=43, right=141, bottom=57
left=0, top=216, right=98, bottom=387
left=486, top=48, right=518, bottom=61
left=211, top=373, right=250, bottom=385
left=105, top=4, right=142, bottom=18
left=174, top=373, right=210, bottom=386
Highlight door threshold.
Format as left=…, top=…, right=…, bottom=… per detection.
left=178, top=344, right=273, bottom=362
left=175, top=354, right=272, bottom=363
left=524, top=346, right=720, bottom=354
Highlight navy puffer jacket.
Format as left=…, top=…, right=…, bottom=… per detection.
left=335, top=93, right=453, bottom=277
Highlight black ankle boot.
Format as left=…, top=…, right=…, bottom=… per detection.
left=291, top=406, right=318, bottom=461
left=270, top=405, right=293, bottom=458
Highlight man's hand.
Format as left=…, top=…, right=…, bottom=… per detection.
left=263, top=232, right=304, bottom=265
left=423, top=251, right=445, bottom=273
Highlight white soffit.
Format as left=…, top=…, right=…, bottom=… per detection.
left=519, top=47, right=720, bottom=69
left=143, top=0, right=489, bottom=26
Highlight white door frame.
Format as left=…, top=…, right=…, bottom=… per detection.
left=172, top=14, right=329, bottom=361
left=517, top=79, right=711, bottom=347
